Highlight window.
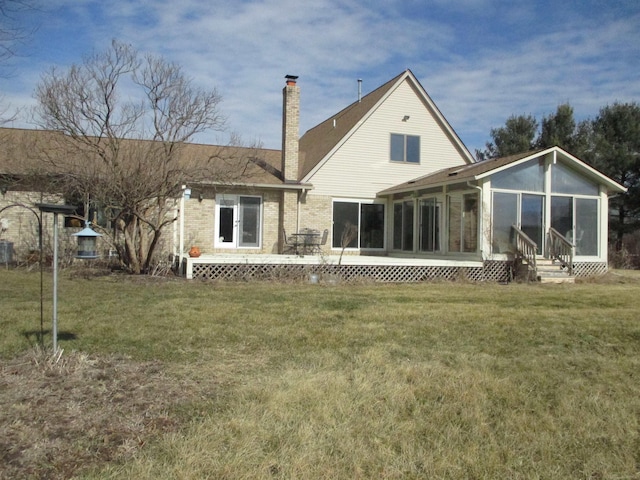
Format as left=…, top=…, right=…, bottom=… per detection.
left=393, top=200, right=414, bottom=251
left=215, top=195, right=262, bottom=248
left=332, top=201, right=385, bottom=249
left=551, top=196, right=599, bottom=256
left=390, top=134, right=420, bottom=163
left=448, top=193, right=478, bottom=253
left=419, top=197, right=441, bottom=252
left=492, top=192, right=544, bottom=254
left=551, top=161, right=599, bottom=195
left=63, top=194, right=111, bottom=228
left=491, top=157, right=545, bottom=192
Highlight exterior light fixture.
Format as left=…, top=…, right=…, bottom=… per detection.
left=402, top=115, right=410, bottom=122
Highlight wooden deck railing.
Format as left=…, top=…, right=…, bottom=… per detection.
left=512, top=225, right=537, bottom=275
left=548, top=227, right=574, bottom=275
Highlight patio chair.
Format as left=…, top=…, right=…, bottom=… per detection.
left=311, top=229, right=328, bottom=253
left=282, top=228, right=298, bottom=254
left=319, top=228, right=328, bottom=247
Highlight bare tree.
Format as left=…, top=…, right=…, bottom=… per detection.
left=338, top=221, right=357, bottom=266
left=0, top=0, right=39, bottom=123
left=31, top=40, right=238, bottom=274
left=0, top=0, right=37, bottom=64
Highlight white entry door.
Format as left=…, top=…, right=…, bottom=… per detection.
left=215, top=195, right=261, bottom=248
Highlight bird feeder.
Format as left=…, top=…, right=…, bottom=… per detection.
left=72, top=223, right=102, bottom=259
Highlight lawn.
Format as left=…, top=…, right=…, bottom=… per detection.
left=1, top=269, right=640, bottom=479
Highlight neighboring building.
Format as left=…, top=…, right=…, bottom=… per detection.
left=0, top=70, right=627, bottom=282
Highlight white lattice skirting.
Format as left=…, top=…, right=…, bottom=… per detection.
left=572, top=262, right=608, bottom=277
left=189, top=260, right=514, bottom=283
left=187, top=259, right=607, bottom=283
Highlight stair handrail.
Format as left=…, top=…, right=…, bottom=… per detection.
left=512, top=225, right=537, bottom=274
left=548, top=227, right=574, bottom=275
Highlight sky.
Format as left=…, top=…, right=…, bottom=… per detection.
left=1, top=0, right=639, bottom=156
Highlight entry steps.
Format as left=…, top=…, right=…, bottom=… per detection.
left=536, top=258, right=575, bottom=284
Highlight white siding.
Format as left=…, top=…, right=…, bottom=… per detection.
left=305, top=79, right=468, bottom=199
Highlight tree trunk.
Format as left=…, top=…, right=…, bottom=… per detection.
left=123, top=218, right=142, bottom=274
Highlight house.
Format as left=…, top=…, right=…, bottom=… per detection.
left=0, top=70, right=627, bottom=282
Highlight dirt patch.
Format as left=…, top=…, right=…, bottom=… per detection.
left=0, top=349, right=214, bottom=479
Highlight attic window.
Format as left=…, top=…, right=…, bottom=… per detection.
left=390, top=134, right=420, bottom=164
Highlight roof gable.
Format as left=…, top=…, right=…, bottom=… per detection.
left=379, top=147, right=627, bottom=195
left=298, top=70, right=474, bottom=181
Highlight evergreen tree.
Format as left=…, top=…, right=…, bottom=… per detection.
left=476, top=114, right=538, bottom=161
left=589, top=102, right=640, bottom=250
left=537, top=103, right=577, bottom=151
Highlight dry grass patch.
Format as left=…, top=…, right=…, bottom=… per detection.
left=0, top=348, right=217, bottom=480
left=111, top=344, right=640, bottom=479
left=2, top=269, right=640, bottom=479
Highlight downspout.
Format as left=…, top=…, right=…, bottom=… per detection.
left=467, top=181, right=484, bottom=259
left=179, top=185, right=187, bottom=271
left=296, top=187, right=308, bottom=232
left=173, top=203, right=178, bottom=258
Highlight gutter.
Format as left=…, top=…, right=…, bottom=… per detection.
left=193, top=180, right=314, bottom=191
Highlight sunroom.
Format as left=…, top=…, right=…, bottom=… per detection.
left=379, top=147, right=626, bottom=278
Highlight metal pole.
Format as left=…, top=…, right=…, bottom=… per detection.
left=52, top=212, right=59, bottom=354
left=39, top=211, right=44, bottom=347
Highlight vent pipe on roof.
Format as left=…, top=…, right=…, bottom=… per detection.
left=358, top=79, right=362, bottom=103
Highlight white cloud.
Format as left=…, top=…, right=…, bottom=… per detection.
left=420, top=13, right=640, bottom=153
left=0, top=0, right=638, bottom=157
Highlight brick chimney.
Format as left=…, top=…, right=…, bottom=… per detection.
left=282, top=75, right=299, bottom=182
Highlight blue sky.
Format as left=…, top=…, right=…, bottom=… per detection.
left=1, top=0, right=639, bottom=155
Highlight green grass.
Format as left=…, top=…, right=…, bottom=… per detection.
left=2, top=269, right=640, bottom=479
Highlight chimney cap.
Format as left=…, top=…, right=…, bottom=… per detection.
left=285, top=74, right=299, bottom=85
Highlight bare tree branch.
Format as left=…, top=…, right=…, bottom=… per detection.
left=30, top=40, right=232, bottom=274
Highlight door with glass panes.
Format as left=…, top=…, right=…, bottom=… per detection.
left=215, top=195, right=261, bottom=248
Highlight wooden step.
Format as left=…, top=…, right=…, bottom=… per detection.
left=536, top=259, right=575, bottom=284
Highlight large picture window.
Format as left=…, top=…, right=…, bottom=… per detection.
left=332, top=201, right=385, bottom=249
left=390, top=134, right=420, bottom=163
